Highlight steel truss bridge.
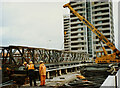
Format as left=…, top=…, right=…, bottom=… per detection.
left=0, top=45, right=89, bottom=65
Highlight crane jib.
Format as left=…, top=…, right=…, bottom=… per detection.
left=82, top=19, right=94, bottom=30
left=82, top=18, right=108, bottom=44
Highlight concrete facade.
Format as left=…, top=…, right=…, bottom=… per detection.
left=92, top=0, right=114, bottom=58
left=118, top=1, right=120, bottom=51
left=64, top=15, right=71, bottom=51
left=64, top=0, right=114, bottom=58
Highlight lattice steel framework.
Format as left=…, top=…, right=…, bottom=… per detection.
left=0, top=45, right=89, bottom=65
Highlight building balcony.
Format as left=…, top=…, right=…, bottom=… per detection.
left=92, top=7, right=109, bottom=12
left=64, top=42, right=69, bottom=44
left=71, top=40, right=86, bottom=43
left=70, top=36, right=79, bottom=39
left=64, top=23, right=69, bottom=26
left=70, top=21, right=83, bottom=25
left=64, top=48, right=70, bottom=50
left=71, top=45, right=86, bottom=48
left=64, top=45, right=69, bottom=47
left=64, top=20, right=69, bottom=22
left=64, top=34, right=70, bottom=37
left=94, top=23, right=110, bottom=26
left=92, top=17, right=110, bottom=21
left=71, top=2, right=78, bottom=6
left=74, top=6, right=85, bottom=10
left=64, top=45, right=69, bottom=48
left=71, top=1, right=85, bottom=5
left=70, top=11, right=85, bottom=15
left=70, top=17, right=79, bottom=20
left=71, top=25, right=85, bottom=29
left=94, top=44, right=101, bottom=47
left=64, top=37, right=70, bottom=40
left=71, top=35, right=85, bottom=38
left=77, top=11, right=85, bottom=14
left=71, top=40, right=79, bottom=43
left=77, top=2, right=85, bottom=4
left=93, top=39, right=99, bottom=41
left=103, top=33, right=111, bottom=36
left=64, top=25, right=69, bottom=28
left=71, top=30, right=85, bottom=34
left=64, top=47, right=70, bottom=49
left=64, top=29, right=68, bottom=31
left=95, top=44, right=107, bottom=47
left=64, top=34, right=68, bottom=37
left=92, top=3, right=109, bottom=7
left=92, top=12, right=109, bottom=17
left=66, top=39, right=70, bottom=42
left=98, top=28, right=110, bottom=31
left=71, top=45, right=80, bottom=48
left=93, top=38, right=111, bottom=42
left=71, top=31, right=80, bottom=34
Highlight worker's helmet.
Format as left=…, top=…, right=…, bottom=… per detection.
left=6, top=67, right=9, bottom=70
left=30, top=61, right=33, bottom=64
left=40, top=61, right=43, bottom=63
left=24, top=62, right=27, bottom=64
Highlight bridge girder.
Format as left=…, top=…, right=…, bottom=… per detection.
left=0, top=45, right=89, bottom=65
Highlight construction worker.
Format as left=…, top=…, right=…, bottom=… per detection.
left=23, top=61, right=29, bottom=77
left=6, top=67, right=11, bottom=75
left=23, top=61, right=28, bottom=70
left=28, top=61, right=37, bottom=86
left=0, top=66, right=1, bottom=70
left=0, top=65, right=2, bottom=84
left=0, top=66, right=1, bottom=71
left=6, top=67, right=13, bottom=80
left=39, top=61, right=46, bottom=86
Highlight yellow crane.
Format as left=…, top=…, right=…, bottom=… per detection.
left=63, top=3, right=120, bottom=64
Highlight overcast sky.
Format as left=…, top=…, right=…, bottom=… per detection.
left=0, top=0, right=119, bottom=50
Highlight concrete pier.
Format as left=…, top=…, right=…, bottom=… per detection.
left=45, top=62, right=91, bottom=79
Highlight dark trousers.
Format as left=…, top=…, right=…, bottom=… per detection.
left=28, top=70, right=36, bottom=86
left=0, top=70, right=2, bottom=84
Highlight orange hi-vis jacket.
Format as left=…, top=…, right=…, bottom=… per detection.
left=0, top=66, right=2, bottom=70
left=28, top=64, right=35, bottom=70
left=39, top=63, right=46, bottom=75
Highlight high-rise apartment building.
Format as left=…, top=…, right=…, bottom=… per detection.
left=118, top=1, right=120, bottom=51
left=64, top=0, right=115, bottom=58
left=64, top=15, right=71, bottom=51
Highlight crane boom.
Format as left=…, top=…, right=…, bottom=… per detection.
left=63, top=3, right=120, bottom=58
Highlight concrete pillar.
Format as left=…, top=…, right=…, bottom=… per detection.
left=47, top=72, right=50, bottom=79
left=56, top=70, right=58, bottom=77
left=71, top=68, right=72, bottom=72
left=59, top=70, right=62, bottom=76
left=65, top=69, right=67, bottom=74
left=75, top=67, right=77, bottom=72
